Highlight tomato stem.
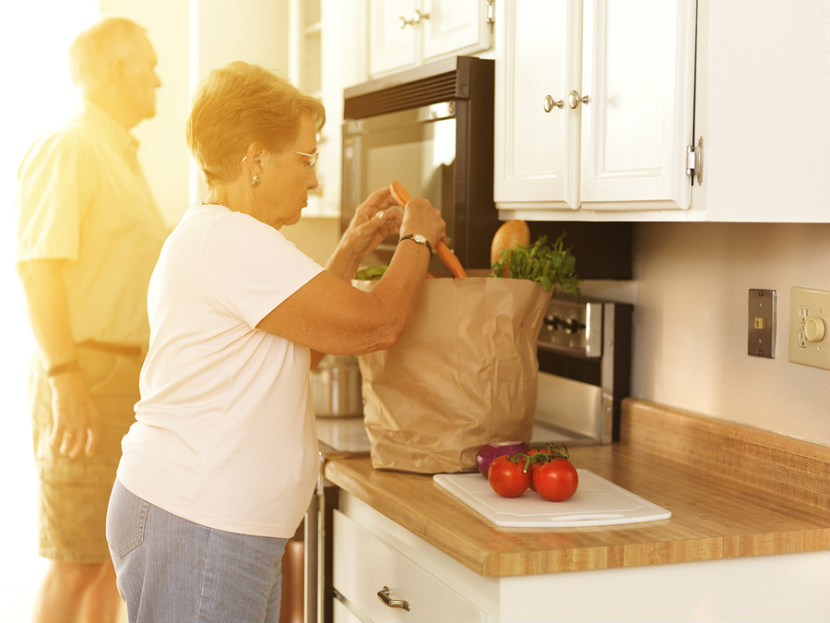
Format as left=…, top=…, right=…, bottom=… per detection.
left=506, top=442, right=571, bottom=475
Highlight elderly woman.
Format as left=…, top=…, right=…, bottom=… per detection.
left=105, top=61, right=446, bottom=622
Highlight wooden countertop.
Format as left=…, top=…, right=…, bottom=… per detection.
left=324, top=399, right=830, bottom=577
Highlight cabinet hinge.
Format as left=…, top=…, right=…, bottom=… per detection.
left=485, top=0, right=495, bottom=25
left=686, top=136, right=703, bottom=185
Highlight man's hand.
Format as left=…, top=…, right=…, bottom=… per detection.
left=48, top=370, right=101, bottom=459
left=18, top=259, right=101, bottom=458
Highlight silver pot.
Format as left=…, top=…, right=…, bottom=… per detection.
left=311, top=355, right=363, bottom=417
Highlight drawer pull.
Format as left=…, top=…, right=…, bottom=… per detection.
left=377, top=586, right=410, bottom=611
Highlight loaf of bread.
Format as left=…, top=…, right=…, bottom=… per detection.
left=490, top=220, right=531, bottom=266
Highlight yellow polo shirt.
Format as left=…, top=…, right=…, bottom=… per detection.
left=16, top=101, right=168, bottom=346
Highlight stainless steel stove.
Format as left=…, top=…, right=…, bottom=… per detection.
left=532, top=295, right=632, bottom=445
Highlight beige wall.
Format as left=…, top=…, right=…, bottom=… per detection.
left=102, top=0, right=291, bottom=225
left=282, top=216, right=342, bottom=265
left=628, top=222, right=829, bottom=445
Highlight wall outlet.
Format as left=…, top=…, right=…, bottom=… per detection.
left=788, top=287, right=830, bottom=370
left=748, top=289, right=776, bottom=358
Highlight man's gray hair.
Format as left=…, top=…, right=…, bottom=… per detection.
left=68, top=16, right=147, bottom=96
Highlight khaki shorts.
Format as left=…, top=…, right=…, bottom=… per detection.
left=30, top=345, right=143, bottom=563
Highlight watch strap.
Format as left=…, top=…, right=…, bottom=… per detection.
left=399, top=233, right=433, bottom=254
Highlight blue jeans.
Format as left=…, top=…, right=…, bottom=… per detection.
left=106, top=480, right=288, bottom=623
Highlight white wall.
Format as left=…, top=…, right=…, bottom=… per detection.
left=630, top=222, right=829, bottom=445
left=0, top=1, right=101, bottom=604
left=99, top=0, right=192, bottom=226
left=100, top=0, right=291, bottom=225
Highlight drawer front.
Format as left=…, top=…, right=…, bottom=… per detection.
left=332, top=596, right=362, bottom=623
left=332, top=509, right=484, bottom=623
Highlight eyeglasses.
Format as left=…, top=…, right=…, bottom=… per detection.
left=295, top=150, right=318, bottom=169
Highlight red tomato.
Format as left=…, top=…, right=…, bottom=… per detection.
left=525, top=448, right=550, bottom=491
left=487, top=455, right=531, bottom=498
left=532, top=458, right=579, bottom=501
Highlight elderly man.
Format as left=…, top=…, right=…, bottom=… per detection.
left=15, top=16, right=167, bottom=623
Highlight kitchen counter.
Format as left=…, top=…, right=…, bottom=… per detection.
left=324, top=398, right=830, bottom=578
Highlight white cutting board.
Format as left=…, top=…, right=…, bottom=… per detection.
left=433, top=470, right=671, bottom=527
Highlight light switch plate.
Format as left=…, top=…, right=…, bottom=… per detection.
left=748, top=289, right=776, bottom=358
left=788, top=287, right=830, bottom=370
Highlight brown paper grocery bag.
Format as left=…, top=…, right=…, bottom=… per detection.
left=354, top=274, right=551, bottom=474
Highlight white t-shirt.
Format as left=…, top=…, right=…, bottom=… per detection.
left=117, top=204, right=324, bottom=538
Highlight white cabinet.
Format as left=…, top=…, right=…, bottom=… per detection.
left=332, top=507, right=486, bottom=622
left=368, top=0, right=417, bottom=75
left=691, top=0, right=830, bottom=222
left=333, top=492, right=830, bottom=623
left=495, top=0, right=830, bottom=223
left=369, top=0, right=493, bottom=77
left=494, top=0, right=697, bottom=217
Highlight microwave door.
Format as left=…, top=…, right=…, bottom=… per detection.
left=342, top=104, right=456, bottom=264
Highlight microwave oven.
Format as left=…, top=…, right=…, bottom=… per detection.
left=341, top=56, right=499, bottom=273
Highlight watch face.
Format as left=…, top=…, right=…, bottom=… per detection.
left=413, top=234, right=427, bottom=244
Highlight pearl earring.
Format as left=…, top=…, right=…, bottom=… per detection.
left=251, top=174, right=261, bottom=186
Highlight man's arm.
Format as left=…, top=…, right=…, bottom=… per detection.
left=17, top=259, right=100, bottom=458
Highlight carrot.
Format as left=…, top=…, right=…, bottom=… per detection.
left=388, top=181, right=467, bottom=279
left=434, top=241, right=467, bottom=279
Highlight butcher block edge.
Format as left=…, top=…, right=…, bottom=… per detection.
left=323, top=398, right=830, bottom=577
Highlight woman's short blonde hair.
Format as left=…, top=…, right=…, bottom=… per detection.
left=186, top=61, right=326, bottom=185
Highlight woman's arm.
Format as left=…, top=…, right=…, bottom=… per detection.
left=259, top=195, right=444, bottom=356
left=307, top=187, right=402, bottom=367
left=259, top=239, right=431, bottom=354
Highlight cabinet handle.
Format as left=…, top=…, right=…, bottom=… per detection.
left=377, top=586, right=410, bottom=611
left=544, top=95, right=564, bottom=112
left=399, top=10, right=430, bottom=29
left=568, top=90, right=591, bottom=109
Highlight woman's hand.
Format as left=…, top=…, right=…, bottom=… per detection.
left=265, top=191, right=446, bottom=357
left=327, top=187, right=403, bottom=281
left=343, top=187, right=402, bottom=258
left=399, top=196, right=446, bottom=250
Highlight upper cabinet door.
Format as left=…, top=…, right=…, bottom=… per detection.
left=369, top=0, right=493, bottom=78
left=494, top=0, right=582, bottom=209
left=579, top=0, right=696, bottom=210
left=494, top=0, right=697, bottom=218
left=422, top=0, right=493, bottom=62
left=369, top=0, right=418, bottom=76
left=693, top=0, right=829, bottom=222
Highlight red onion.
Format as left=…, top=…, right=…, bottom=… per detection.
left=475, top=441, right=530, bottom=477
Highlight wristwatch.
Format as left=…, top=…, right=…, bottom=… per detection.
left=399, top=233, right=433, bottom=254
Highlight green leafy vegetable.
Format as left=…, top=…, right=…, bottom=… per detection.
left=354, top=265, right=388, bottom=281
left=490, top=233, right=581, bottom=297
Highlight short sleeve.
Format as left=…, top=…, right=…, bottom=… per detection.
left=15, top=127, right=94, bottom=262
left=201, top=212, right=324, bottom=328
